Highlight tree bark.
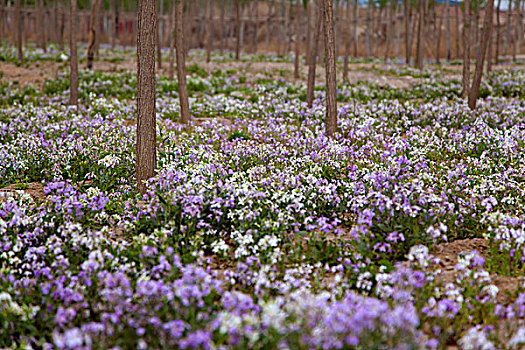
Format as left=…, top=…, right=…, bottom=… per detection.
left=175, top=0, right=191, bottom=124
left=504, top=0, right=512, bottom=56
left=404, top=0, right=411, bottom=64
left=157, top=0, right=163, bottom=69
left=461, top=0, right=471, bottom=98
left=206, top=0, right=215, bottom=62
left=321, top=0, right=337, bottom=137
left=87, top=0, right=101, bottom=69
left=343, top=0, right=350, bottom=80
left=70, top=0, right=78, bottom=106
left=136, top=0, right=158, bottom=193
left=221, top=0, right=226, bottom=54
left=366, top=0, right=372, bottom=58
left=415, top=0, right=424, bottom=69
left=468, top=0, right=494, bottom=109
left=446, top=0, right=450, bottom=60
left=514, top=0, right=522, bottom=61
left=169, top=0, right=175, bottom=81
left=306, top=1, right=322, bottom=108
left=252, top=0, right=258, bottom=53
left=235, top=0, right=241, bottom=60
left=15, top=0, right=22, bottom=64
left=455, top=0, right=460, bottom=58
left=305, top=1, right=311, bottom=65
left=436, top=2, right=444, bottom=64
left=353, top=0, right=358, bottom=56
left=37, top=0, right=46, bottom=52
left=495, top=0, right=501, bottom=64
left=59, top=0, right=65, bottom=50
left=294, top=0, right=301, bottom=78
left=267, top=0, right=274, bottom=51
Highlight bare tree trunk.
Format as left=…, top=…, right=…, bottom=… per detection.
left=343, top=0, right=350, bottom=80
left=514, top=0, right=522, bottom=60
left=455, top=0, right=460, bottom=58
left=0, top=0, right=4, bottom=40
left=175, top=0, right=191, bottom=124
left=306, top=1, right=322, bottom=108
left=436, top=2, right=444, bottom=64
left=87, top=0, right=101, bottom=69
left=37, top=0, right=46, bottom=52
left=136, top=0, right=157, bottom=193
left=473, top=3, right=479, bottom=60
left=504, top=0, right=512, bottom=56
left=206, top=0, right=212, bottom=62
left=395, top=1, right=402, bottom=56
left=305, top=1, right=311, bottom=65
left=404, top=0, right=411, bottom=64
left=235, top=0, right=241, bottom=60
left=320, top=0, right=337, bottom=137
left=353, top=0, right=358, bottom=56
left=157, top=0, right=163, bottom=69
left=95, top=0, right=103, bottom=59
left=267, top=0, right=274, bottom=51
left=335, top=0, right=341, bottom=58
left=366, top=0, right=372, bottom=57
left=294, top=0, right=301, bottom=78
left=252, top=0, right=258, bottom=53
left=468, top=0, right=494, bottom=109
left=415, top=0, right=424, bottom=69
left=59, top=0, right=65, bottom=50
left=487, top=21, right=493, bottom=73
left=495, top=0, right=501, bottom=64
left=15, top=0, right=22, bottom=64
left=169, top=0, right=175, bottom=80
left=111, top=0, right=118, bottom=49
left=446, top=0, right=451, bottom=60
left=70, top=0, right=78, bottom=106
left=462, top=0, right=471, bottom=98
left=221, top=0, right=226, bottom=54
left=384, top=1, right=393, bottom=60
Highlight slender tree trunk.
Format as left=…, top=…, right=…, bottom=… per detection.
left=462, top=0, right=471, bottom=98
left=404, top=0, right=411, bottom=64
left=59, top=0, right=65, bottom=50
left=504, top=0, right=512, bottom=56
left=306, top=1, right=322, bottom=108
left=487, top=22, right=493, bottom=73
left=446, top=0, right=451, bottom=61
left=221, top=0, right=226, bottom=54
left=468, top=0, right=494, bottom=109
left=294, top=0, right=301, bottom=78
left=70, top=0, right=78, bottom=106
left=169, top=0, right=175, bottom=80
left=111, top=0, right=118, bottom=49
left=455, top=0, right=460, bottom=58
left=335, top=0, right=341, bottom=58
left=37, top=0, right=46, bottom=51
left=136, top=0, right=157, bottom=193
left=206, top=0, right=212, bottom=62
left=87, top=0, right=101, bottom=69
left=436, top=2, right=444, bottom=64
left=366, top=0, right=372, bottom=57
left=514, top=0, right=522, bottom=60
left=321, top=0, right=337, bottom=137
left=0, top=0, right=4, bottom=40
left=235, top=0, right=241, bottom=60
left=252, top=0, right=258, bottom=53
left=495, top=0, right=501, bottom=64
left=15, top=0, right=22, bottom=64
left=95, top=0, right=102, bottom=59
left=415, top=0, right=424, bottom=69
left=395, top=1, right=402, bottom=56
left=306, top=1, right=311, bottom=65
left=175, top=0, right=190, bottom=124
left=384, top=2, right=393, bottom=60
left=343, top=0, right=350, bottom=80
left=473, top=3, right=479, bottom=60
left=157, top=0, right=163, bottom=69
left=267, top=0, right=274, bottom=51
left=353, top=0, right=358, bottom=56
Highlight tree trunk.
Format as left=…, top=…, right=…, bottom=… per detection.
left=175, top=0, right=191, bottom=124
left=70, top=0, right=78, bottom=106
left=294, top=0, right=301, bottom=78
left=366, top=0, right=372, bottom=57
left=87, top=0, right=101, bottom=69
left=455, top=0, right=460, bottom=58
left=267, top=0, right=274, bottom=51
left=95, top=0, right=103, bottom=59
left=446, top=0, right=451, bottom=60
left=404, top=0, right=411, bottom=64
left=514, top=0, right=522, bottom=60
left=473, top=3, right=479, bottom=60
left=15, top=0, right=22, bottom=64
left=415, top=0, right=424, bottom=69
left=468, top=0, right=494, bottom=109
left=59, top=0, right=65, bottom=50
left=206, top=0, right=212, bottom=62
left=37, top=0, right=46, bottom=52
left=136, top=0, right=158, bottom=193
left=384, top=1, right=393, bottom=60
left=461, top=0, right=471, bottom=98
left=220, top=0, right=226, bottom=54
left=343, top=0, right=350, bottom=80
left=353, top=0, right=358, bottom=56
left=436, top=2, right=444, bottom=64
left=111, top=0, right=118, bottom=49
left=395, top=1, right=402, bottom=56
left=305, top=1, right=311, bottom=65
left=495, top=0, right=501, bottom=64
left=169, top=0, right=175, bottom=81
left=157, top=0, right=163, bottom=69
left=321, top=0, right=337, bottom=137
left=252, top=0, right=258, bottom=53
left=504, top=0, right=512, bottom=56
left=235, top=0, right=241, bottom=60
left=306, top=1, right=322, bottom=108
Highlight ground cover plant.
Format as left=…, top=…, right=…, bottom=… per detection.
left=1, top=48, right=525, bottom=350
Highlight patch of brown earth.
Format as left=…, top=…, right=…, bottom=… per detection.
left=0, top=61, right=60, bottom=89
left=0, top=182, right=46, bottom=202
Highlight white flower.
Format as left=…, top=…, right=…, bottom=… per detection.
left=458, top=326, right=495, bottom=350
left=508, top=327, right=525, bottom=349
